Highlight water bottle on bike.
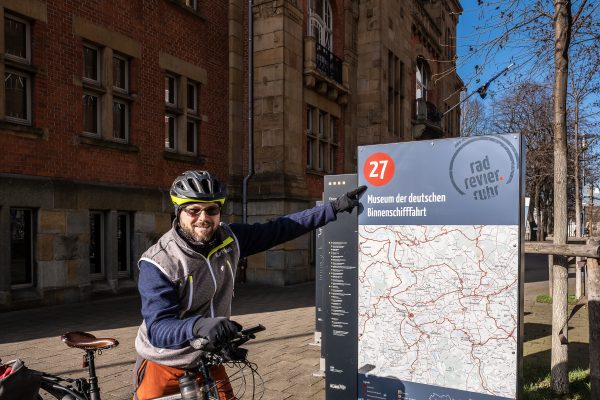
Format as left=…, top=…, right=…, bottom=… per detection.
left=177, top=373, right=202, bottom=400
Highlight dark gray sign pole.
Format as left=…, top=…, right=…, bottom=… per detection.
left=313, top=200, right=326, bottom=376
left=323, top=174, right=358, bottom=399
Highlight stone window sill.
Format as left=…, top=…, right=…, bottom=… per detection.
left=0, top=120, right=46, bottom=139
left=78, top=135, right=139, bottom=152
left=163, top=150, right=205, bottom=164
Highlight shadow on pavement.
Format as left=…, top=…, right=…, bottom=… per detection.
left=524, top=253, right=578, bottom=284
left=524, top=322, right=552, bottom=342
left=232, top=282, right=315, bottom=315
left=524, top=342, right=590, bottom=370
left=0, top=283, right=316, bottom=345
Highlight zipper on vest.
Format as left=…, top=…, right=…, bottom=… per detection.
left=205, top=258, right=218, bottom=318
left=179, top=275, right=194, bottom=318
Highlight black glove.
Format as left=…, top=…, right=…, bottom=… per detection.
left=193, top=317, right=242, bottom=350
left=331, top=185, right=367, bottom=214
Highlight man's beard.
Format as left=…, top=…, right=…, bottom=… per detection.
left=181, top=221, right=215, bottom=243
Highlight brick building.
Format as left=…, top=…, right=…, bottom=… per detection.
left=239, top=0, right=463, bottom=284
left=0, top=0, right=231, bottom=309
left=0, top=0, right=461, bottom=309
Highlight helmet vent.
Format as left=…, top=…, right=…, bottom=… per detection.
left=187, top=178, right=200, bottom=193
left=199, top=178, right=212, bottom=194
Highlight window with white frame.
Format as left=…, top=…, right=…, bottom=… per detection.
left=165, top=114, right=177, bottom=150
left=308, top=0, right=333, bottom=49
left=112, top=53, right=130, bottom=141
left=82, top=43, right=132, bottom=141
left=186, top=80, right=199, bottom=155
left=4, top=13, right=32, bottom=125
left=164, top=73, right=200, bottom=155
left=164, top=74, right=178, bottom=150
left=306, top=105, right=338, bottom=173
left=82, top=44, right=101, bottom=136
left=10, top=208, right=35, bottom=288
left=416, top=57, right=430, bottom=101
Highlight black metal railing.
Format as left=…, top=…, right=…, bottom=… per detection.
left=415, top=98, right=442, bottom=123
left=315, top=42, right=342, bottom=84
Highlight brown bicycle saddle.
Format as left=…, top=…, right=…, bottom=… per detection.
left=61, top=331, right=119, bottom=350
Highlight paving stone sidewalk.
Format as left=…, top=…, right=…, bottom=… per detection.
left=0, top=281, right=589, bottom=399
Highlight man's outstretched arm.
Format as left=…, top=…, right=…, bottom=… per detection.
left=230, top=186, right=367, bottom=258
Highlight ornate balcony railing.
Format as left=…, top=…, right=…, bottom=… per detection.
left=415, top=98, right=442, bottom=123
left=315, top=42, right=342, bottom=84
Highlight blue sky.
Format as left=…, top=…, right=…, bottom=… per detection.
left=456, top=0, right=527, bottom=95
left=455, top=0, right=599, bottom=125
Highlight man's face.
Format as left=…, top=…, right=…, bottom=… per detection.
left=179, top=202, right=221, bottom=242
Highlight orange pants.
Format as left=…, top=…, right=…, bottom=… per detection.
left=133, top=358, right=235, bottom=400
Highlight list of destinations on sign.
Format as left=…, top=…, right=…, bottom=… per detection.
left=323, top=174, right=359, bottom=399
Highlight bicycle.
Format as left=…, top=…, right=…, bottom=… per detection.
left=6, top=324, right=265, bottom=400
left=151, top=324, right=266, bottom=400
left=35, top=331, right=119, bottom=400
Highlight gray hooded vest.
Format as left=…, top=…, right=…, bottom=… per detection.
left=134, top=223, right=240, bottom=368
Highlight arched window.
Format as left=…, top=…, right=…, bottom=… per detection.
left=416, top=57, right=430, bottom=100
left=309, top=0, right=333, bottom=50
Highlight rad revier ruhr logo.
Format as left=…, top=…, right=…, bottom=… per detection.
left=449, top=136, right=518, bottom=200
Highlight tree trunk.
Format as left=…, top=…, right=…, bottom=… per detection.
left=574, top=99, right=583, bottom=297
left=540, top=207, right=546, bottom=241
left=574, top=100, right=581, bottom=238
left=551, top=0, right=572, bottom=394
left=587, top=241, right=600, bottom=399
left=590, top=182, right=595, bottom=236
left=534, top=183, right=541, bottom=241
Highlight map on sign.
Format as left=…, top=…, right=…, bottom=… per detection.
left=358, top=224, right=518, bottom=398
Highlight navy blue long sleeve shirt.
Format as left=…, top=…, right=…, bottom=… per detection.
left=138, top=202, right=336, bottom=349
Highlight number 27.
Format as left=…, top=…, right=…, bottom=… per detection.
left=369, top=160, right=388, bottom=180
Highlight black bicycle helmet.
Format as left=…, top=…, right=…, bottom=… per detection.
left=170, top=170, right=227, bottom=207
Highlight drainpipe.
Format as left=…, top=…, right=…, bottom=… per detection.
left=240, top=0, right=254, bottom=283
left=242, top=0, right=254, bottom=225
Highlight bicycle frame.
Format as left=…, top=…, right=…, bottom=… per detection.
left=38, top=350, right=101, bottom=400
left=35, top=331, right=118, bottom=400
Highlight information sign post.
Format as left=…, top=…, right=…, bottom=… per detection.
left=357, top=135, right=524, bottom=400
left=323, top=174, right=359, bottom=399
left=313, top=200, right=326, bottom=376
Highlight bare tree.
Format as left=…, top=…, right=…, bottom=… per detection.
left=569, top=45, right=600, bottom=238
left=550, top=2, right=572, bottom=393
left=490, top=82, right=555, bottom=238
left=459, top=0, right=599, bottom=394
left=459, top=95, right=488, bottom=136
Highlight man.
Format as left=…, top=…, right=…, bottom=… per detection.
left=133, top=170, right=366, bottom=399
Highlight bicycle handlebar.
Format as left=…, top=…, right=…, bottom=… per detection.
left=189, top=324, right=266, bottom=351
left=240, top=324, right=266, bottom=337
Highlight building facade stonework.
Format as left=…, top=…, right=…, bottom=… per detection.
left=237, top=0, right=462, bottom=285
left=0, top=0, right=229, bottom=310
left=0, top=0, right=461, bottom=309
